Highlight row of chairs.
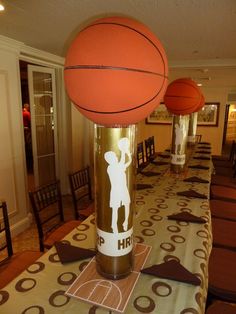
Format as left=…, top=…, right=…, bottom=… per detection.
left=205, top=141, right=236, bottom=312
left=0, top=166, right=94, bottom=288
left=137, top=136, right=158, bottom=171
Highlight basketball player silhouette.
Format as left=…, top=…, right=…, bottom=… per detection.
left=104, top=138, right=132, bottom=233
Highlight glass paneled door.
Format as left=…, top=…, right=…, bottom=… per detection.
left=28, top=65, right=58, bottom=186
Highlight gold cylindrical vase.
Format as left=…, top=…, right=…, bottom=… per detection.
left=187, top=112, right=198, bottom=146
left=171, top=115, right=189, bottom=173
left=94, top=124, right=136, bottom=280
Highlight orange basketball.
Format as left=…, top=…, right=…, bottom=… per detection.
left=64, top=16, right=168, bottom=126
left=164, top=78, right=201, bottom=115
left=194, top=93, right=205, bottom=112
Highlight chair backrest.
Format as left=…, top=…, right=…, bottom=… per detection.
left=68, top=166, right=92, bottom=220
left=229, top=140, right=236, bottom=161
left=29, top=180, right=64, bottom=252
left=195, top=134, right=202, bottom=143
left=137, top=142, right=145, bottom=168
left=145, top=136, right=156, bottom=161
left=0, top=201, right=13, bottom=266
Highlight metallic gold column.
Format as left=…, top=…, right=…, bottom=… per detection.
left=94, top=124, right=136, bottom=279
left=187, top=112, right=198, bottom=146
left=171, top=115, right=189, bottom=173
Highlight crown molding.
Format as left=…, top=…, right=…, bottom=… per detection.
left=169, top=59, right=236, bottom=68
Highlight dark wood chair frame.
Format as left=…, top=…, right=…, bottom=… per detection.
left=29, top=180, right=65, bottom=252
left=68, top=166, right=93, bottom=220
left=0, top=201, right=13, bottom=265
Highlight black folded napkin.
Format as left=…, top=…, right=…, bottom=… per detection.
left=188, top=164, right=209, bottom=170
left=177, top=189, right=207, bottom=199
left=198, top=142, right=210, bottom=145
left=136, top=183, right=153, bottom=190
left=141, top=171, right=161, bottom=177
left=167, top=211, right=206, bottom=224
left=197, top=146, right=211, bottom=150
left=151, top=161, right=169, bottom=166
left=195, top=150, right=211, bottom=154
left=183, top=176, right=209, bottom=183
left=193, top=156, right=210, bottom=160
left=55, top=241, right=96, bottom=264
left=158, top=154, right=170, bottom=159
left=141, top=259, right=201, bottom=286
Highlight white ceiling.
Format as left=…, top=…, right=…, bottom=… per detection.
left=0, top=0, right=236, bottom=90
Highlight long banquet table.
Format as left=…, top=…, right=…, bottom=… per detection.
left=0, top=144, right=213, bottom=314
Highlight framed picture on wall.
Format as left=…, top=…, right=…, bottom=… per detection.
left=146, top=103, right=173, bottom=124
left=197, top=102, right=220, bottom=126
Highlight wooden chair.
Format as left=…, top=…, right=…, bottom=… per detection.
left=208, top=247, right=236, bottom=302
left=210, top=200, right=236, bottom=222
left=29, top=180, right=81, bottom=252
left=137, top=142, right=148, bottom=171
left=210, top=185, right=236, bottom=202
left=195, top=134, right=202, bottom=143
left=206, top=301, right=236, bottom=314
left=212, top=140, right=235, bottom=162
left=68, top=166, right=94, bottom=220
left=0, top=200, right=42, bottom=289
left=145, top=136, right=158, bottom=162
left=212, top=217, right=236, bottom=251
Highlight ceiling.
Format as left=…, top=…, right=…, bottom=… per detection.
left=0, top=0, right=236, bottom=90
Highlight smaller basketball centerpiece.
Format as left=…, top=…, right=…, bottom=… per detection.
left=164, top=78, right=202, bottom=173
left=64, top=16, right=168, bottom=279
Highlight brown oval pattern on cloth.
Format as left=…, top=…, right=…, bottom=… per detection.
left=163, top=255, right=180, bottom=263
left=157, top=203, right=168, bottom=209
left=180, top=308, right=199, bottom=314
left=136, top=200, right=145, bottom=205
left=27, top=261, right=45, bottom=274
left=148, top=207, right=160, bottom=214
left=196, top=230, right=208, bottom=239
left=133, top=295, right=156, bottom=312
left=77, top=223, right=90, bottom=231
left=166, top=191, right=176, bottom=197
left=15, top=278, right=36, bottom=292
left=57, top=272, right=77, bottom=285
left=48, top=252, right=60, bottom=263
left=21, top=305, right=45, bottom=314
left=193, top=248, right=207, bottom=260
left=0, top=290, right=9, bottom=305
left=195, top=292, right=203, bottom=308
left=167, top=225, right=181, bottom=233
left=171, top=235, right=186, bottom=243
left=134, top=236, right=145, bottom=243
left=140, top=220, right=153, bottom=227
left=152, top=281, right=172, bottom=297
left=72, top=233, right=87, bottom=241
left=150, top=214, right=163, bottom=221
left=160, top=242, right=175, bottom=252
left=141, top=228, right=156, bottom=236
left=180, top=207, right=192, bottom=213
left=49, top=290, right=70, bottom=307
left=79, top=261, right=89, bottom=272
left=155, top=198, right=165, bottom=204
left=90, top=217, right=95, bottom=225
left=176, top=220, right=189, bottom=227
left=177, top=201, right=188, bottom=207
left=194, top=272, right=204, bottom=289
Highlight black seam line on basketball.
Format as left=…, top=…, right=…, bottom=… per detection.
left=81, top=22, right=168, bottom=76
left=64, top=65, right=168, bottom=78
left=75, top=87, right=166, bottom=114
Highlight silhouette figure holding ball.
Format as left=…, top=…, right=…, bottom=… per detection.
left=104, top=138, right=132, bottom=233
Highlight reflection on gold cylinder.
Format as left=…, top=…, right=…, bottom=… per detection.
left=171, top=115, right=189, bottom=173
left=94, top=125, right=136, bottom=279
left=187, top=112, right=198, bottom=146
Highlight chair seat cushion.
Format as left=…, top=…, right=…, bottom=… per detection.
left=44, top=220, right=81, bottom=249
left=211, top=174, right=236, bottom=189
left=0, top=250, right=42, bottom=289
left=212, top=218, right=236, bottom=250
left=213, top=160, right=233, bottom=168
left=211, top=185, right=236, bottom=202
left=209, top=247, right=236, bottom=302
left=210, top=200, right=236, bottom=221
left=206, top=301, right=236, bottom=314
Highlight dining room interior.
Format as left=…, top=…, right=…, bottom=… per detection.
left=1, top=1, right=236, bottom=313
